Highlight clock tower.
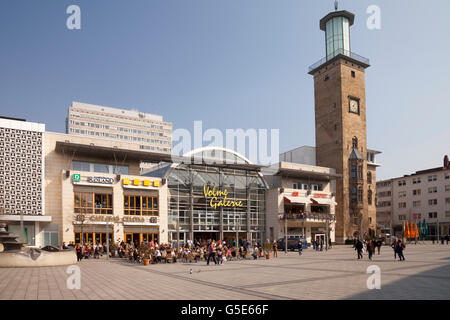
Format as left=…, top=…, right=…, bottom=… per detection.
left=308, top=6, right=379, bottom=243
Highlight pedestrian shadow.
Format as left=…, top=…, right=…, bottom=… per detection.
left=345, top=262, right=450, bottom=300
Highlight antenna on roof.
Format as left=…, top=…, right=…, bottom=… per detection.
left=334, top=0, right=338, bottom=11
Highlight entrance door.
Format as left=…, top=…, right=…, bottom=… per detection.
left=125, top=233, right=133, bottom=244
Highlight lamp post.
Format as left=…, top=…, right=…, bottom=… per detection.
left=235, top=215, right=239, bottom=247
left=284, top=212, right=288, bottom=254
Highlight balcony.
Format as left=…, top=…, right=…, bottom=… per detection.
left=308, top=48, right=370, bottom=73
left=279, top=212, right=335, bottom=222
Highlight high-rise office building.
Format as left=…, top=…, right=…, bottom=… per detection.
left=66, top=102, right=172, bottom=154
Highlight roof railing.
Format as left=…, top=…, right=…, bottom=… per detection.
left=309, top=48, right=370, bottom=72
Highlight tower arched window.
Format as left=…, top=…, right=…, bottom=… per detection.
left=358, top=187, right=363, bottom=203
left=352, top=137, right=358, bottom=149
left=368, top=190, right=373, bottom=205
left=367, top=172, right=372, bottom=184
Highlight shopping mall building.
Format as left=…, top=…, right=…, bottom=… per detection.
left=1, top=117, right=338, bottom=247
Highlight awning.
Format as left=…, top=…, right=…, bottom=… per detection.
left=284, top=196, right=308, bottom=204
left=310, top=198, right=337, bottom=206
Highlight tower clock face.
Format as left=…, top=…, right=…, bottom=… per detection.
left=349, top=98, right=359, bottom=114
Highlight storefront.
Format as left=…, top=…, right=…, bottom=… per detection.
left=143, top=147, right=268, bottom=245
left=265, top=161, right=339, bottom=245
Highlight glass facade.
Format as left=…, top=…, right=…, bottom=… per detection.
left=326, top=17, right=350, bottom=60
left=161, top=149, right=267, bottom=244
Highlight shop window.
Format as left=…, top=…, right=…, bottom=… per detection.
left=124, top=195, right=159, bottom=216
left=43, top=232, right=59, bottom=247
left=74, top=191, right=112, bottom=215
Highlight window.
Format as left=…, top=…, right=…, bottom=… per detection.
left=94, top=194, right=113, bottom=214
left=412, top=189, right=421, bottom=196
left=113, top=165, right=129, bottom=175
left=398, top=191, right=406, bottom=198
left=72, top=161, right=90, bottom=172
left=74, top=191, right=112, bottom=215
left=428, top=187, right=438, bottom=193
left=413, top=213, right=421, bottom=220
left=428, top=175, right=437, bottom=182
left=413, top=177, right=421, bottom=184
left=398, top=215, right=406, bottom=221
left=398, top=180, right=406, bottom=186
left=351, top=165, right=357, bottom=179
left=367, top=172, right=372, bottom=184
left=446, top=173, right=450, bottom=180
left=446, top=211, right=450, bottom=218
left=312, top=184, right=323, bottom=191
left=428, top=212, right=437, bottom=219
left=445, top=185, right=450, bottom=192
left=351, top=188, right=357, bottom=203
left=293, top=183, right=299, bottom=189
left=446, top=198, right=450, bottom=204
left=352, top=137, right=358, bottom=149
left=358, top=166, right=363, bottom=180
left=43, top=232, right=59, bottom=247
left=413, top=201, right=421, bottom=208
left=398, top=202, right=406, bottom=209
left=124, top=195, right=158, bottom=216
left=368, top=190, right=372, bottom=205
left=428, top=199, right=438, bottom=206
left=351, top=71, right=356, bottom=78
left=357, top=188, right=363, bottom=203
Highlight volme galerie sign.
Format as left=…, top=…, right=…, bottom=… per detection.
left=203, top=185, right=244, bottom=209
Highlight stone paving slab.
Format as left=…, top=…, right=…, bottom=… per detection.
left=1, top=244, right=450, bottom=300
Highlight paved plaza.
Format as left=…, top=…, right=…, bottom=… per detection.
left=1, top=244, right=450, bottom=300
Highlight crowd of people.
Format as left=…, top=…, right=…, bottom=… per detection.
left=353, top=237, right=406, bottom=261
left=73, top=238, right=275, bottom=265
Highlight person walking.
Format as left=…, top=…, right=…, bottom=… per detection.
left=378, top=238, right=383, bottom=255
left=273, top=241, right=278, bottom=258
left=76, top=244, right=83, bottom=262
left=355, top=239, right=363, bottom=260
left=319, top=238, right=324, bottom=251
left=391, top=238, right=399, bottom=260
left=207, top=241, right=217, bottom=265
left=397, top=240, right=406, bottom=261
left=367, top=240, right=374, bottom=260
left=298, top=239, right=303, bottom=255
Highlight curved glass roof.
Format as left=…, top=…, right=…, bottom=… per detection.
left=183, top=147, right=252, bottom=165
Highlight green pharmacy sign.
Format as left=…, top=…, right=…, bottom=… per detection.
left=73, top=174, right=81, bottom=182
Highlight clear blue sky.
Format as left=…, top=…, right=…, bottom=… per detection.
left=1, top=0, right=449, bottom=180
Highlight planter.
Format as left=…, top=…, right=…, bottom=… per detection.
left=265, top=254, right=271, bottom=260
left=143, top=258, right=150, bottom=266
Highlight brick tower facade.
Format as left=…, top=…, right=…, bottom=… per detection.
left=308, top=8, right=378, bottom=243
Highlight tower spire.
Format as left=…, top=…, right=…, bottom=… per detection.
left=334, top=0, right=338, bottom=11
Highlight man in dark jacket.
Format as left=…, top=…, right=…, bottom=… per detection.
left=355, top=240, right=363, bottom=259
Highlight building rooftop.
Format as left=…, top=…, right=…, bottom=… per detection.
left=70, top=101, right=164, bottom=122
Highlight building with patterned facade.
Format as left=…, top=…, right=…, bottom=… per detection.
left=0, top=116, right=48, bottom=246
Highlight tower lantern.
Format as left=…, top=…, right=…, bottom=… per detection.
left=320, top=10, right=355, bottom=61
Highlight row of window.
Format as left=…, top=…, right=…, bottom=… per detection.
left=69, top=128, right=169, bottom=144
left=397, top=198, right=450, bottom=208
left=72, top=161, right=129, bottom=174
left=398, top=211, right=450, bottom=221
left=74, top=192, right=159, bottom=216
left=350, top=188, right=373, bottom=205
left=292, top=183, right=323, bottom=191
left=398, top=174, right=449, bottom=187
left=69, top=115, right=170, bottom=132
